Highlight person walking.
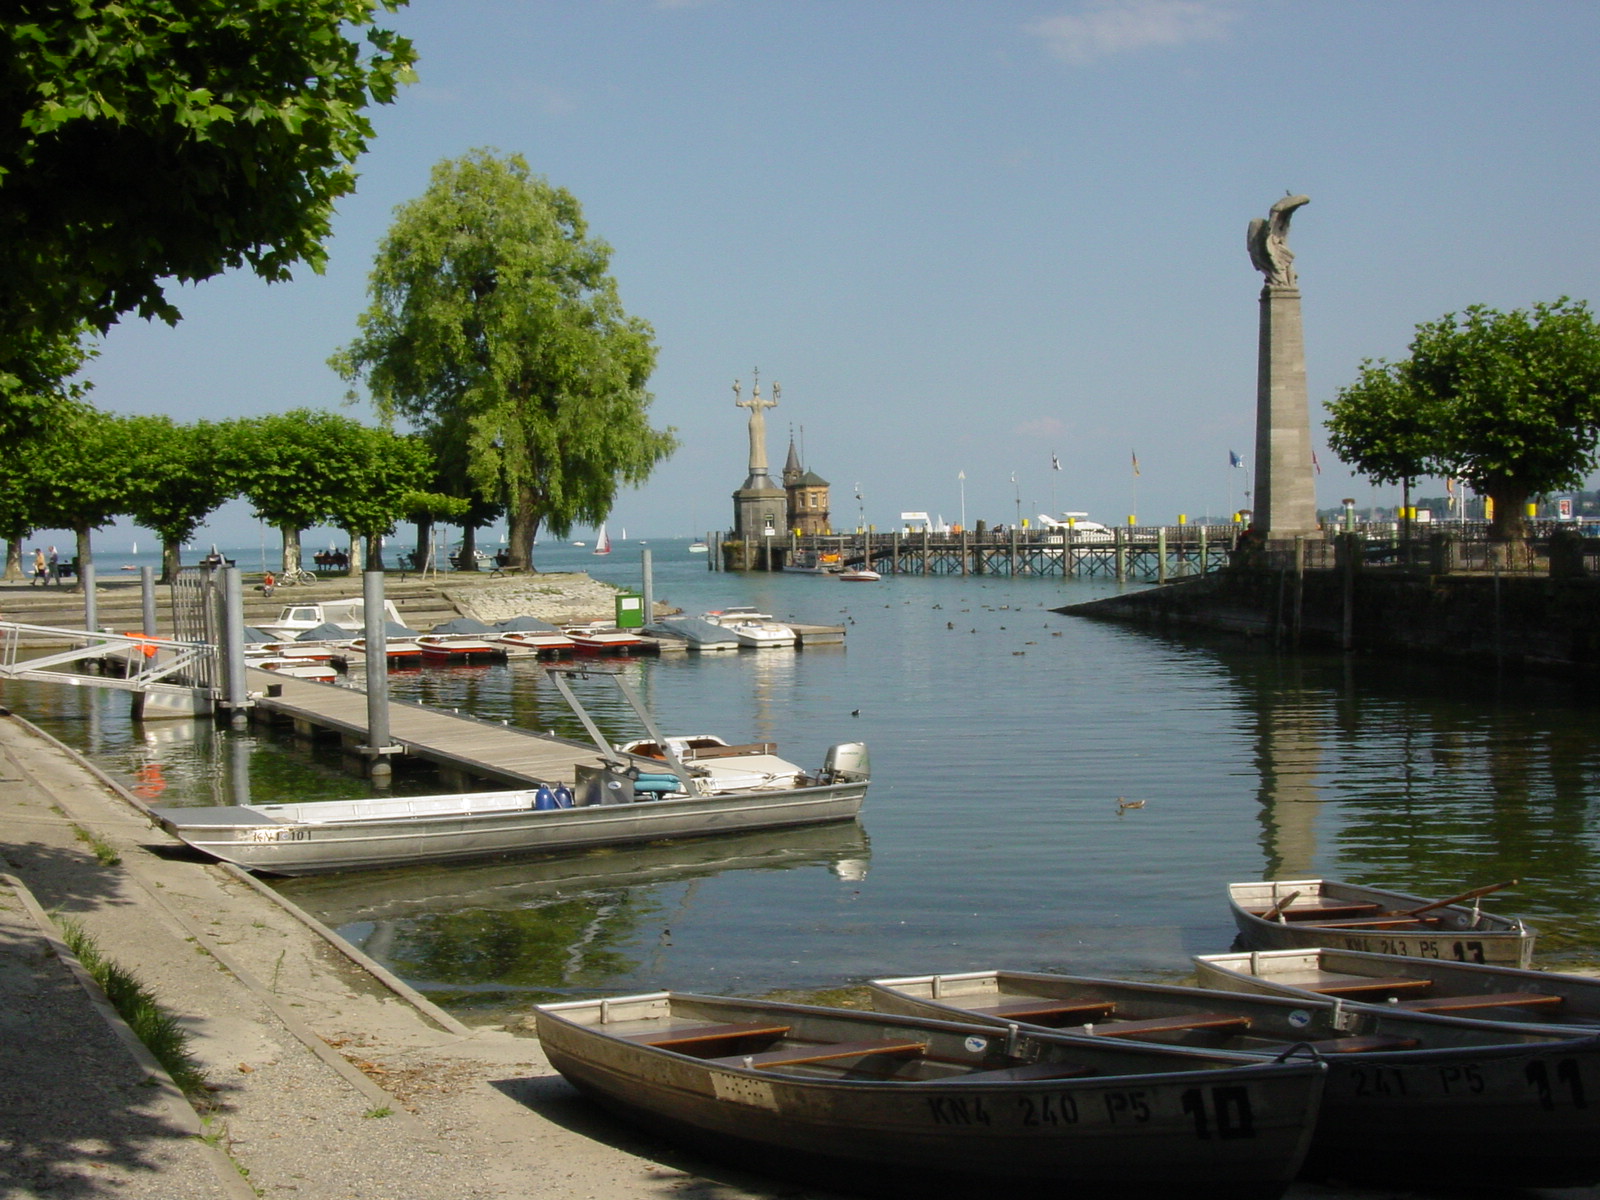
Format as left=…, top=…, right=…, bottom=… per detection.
left=31, top=548, right=46, bottom=585
left=46, top=546, right=58, bottom=585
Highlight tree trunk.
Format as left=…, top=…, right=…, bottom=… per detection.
left=458, top=524, right=480, bottom=571
left=508, top=484, right=537, bottom=570
left=281, top=527, right=303, bottom=574
left=346, top=534, right=364, bottom=577
left=1486, top=481, right=1533, bottom=571
left=414, top=518, right=432, bottom=573
left=73, top=526, right=92, bottom=592
left=161, top=537, right=182, bottom=585
left=3, top=533, right=22, bottom=581
left=366, top=533, right=384, bottom=571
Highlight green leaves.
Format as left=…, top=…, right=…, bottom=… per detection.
left=1326, top=298, right=1600, bottom=538
left=334, top=150, right=678, bottom=567
left=0, top=1, right=417, bottom=407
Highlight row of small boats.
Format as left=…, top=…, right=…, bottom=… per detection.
left=532, top=877, right=1600, bottom=1197
left=246, top=618, right=652, bottom=680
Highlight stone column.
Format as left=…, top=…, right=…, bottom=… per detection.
left=1253, top=284, right=1319, bottom=538
left=1246, top=194, right=1318, bottom=540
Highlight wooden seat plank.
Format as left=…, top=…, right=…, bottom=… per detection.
left=1248, top=901, right=1385, bottom=922
left=1304, top=974, right=1435, bottom=998
left=925, top=1061, right=1098, bottom=1084
left=714, top=1039, right=927, bottom=1069
left=1304, top=1034, right=1420, bottom=1054
left=1396, top=991, right=1565, bottom=1014
left=626, top=1021, right=791, bottom=1052
left=1290, top=916, right=1444, bottom=930
left=1091, top=1013, right=1252, bottom=1038
left=968, top=999, right=1118, bottom=1023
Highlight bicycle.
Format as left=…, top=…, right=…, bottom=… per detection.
left=278, top=567, right=318, bottom=586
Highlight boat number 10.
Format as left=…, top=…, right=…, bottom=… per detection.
left=1346, top=937, right=1488, bottom=963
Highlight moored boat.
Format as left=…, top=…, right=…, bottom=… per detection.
left=1227, top=878, right=1534, bottom=967
left=563, top=623, right=646, bottom=654
left=149, top=669, right=871, bottom=875
left=532, top=991, right=1325, bottom=1200
left=838, top=567, right=880, bottom=581
left=494, top=617, right=577, bottom=657
left=417, top=635, right=507, bottom=664
left=654, top=614, right=740, bottom=652
left=1194, top=946, right=1600, bottom=1031
left=869, top=967, right=1600, bottom=1187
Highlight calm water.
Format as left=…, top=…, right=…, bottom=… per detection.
left=7, top=537, right=1600, bottom=1021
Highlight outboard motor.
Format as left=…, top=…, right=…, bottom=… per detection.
left=822, top=741, right=870, bottom=783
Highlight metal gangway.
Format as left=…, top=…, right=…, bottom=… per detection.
left=0, top=621, right=217, bottom=717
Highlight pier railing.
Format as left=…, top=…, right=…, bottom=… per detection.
left=714, top=521, right=1600, bottom=582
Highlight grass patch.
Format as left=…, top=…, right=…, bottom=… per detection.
left=70, top=823, right=122, bottom=867
left=55, top=916, right=209, bottom=1098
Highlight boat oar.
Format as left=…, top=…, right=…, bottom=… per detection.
left=1260, top=890, right=1302, bottom=923
left=1395, top=879, right=1519, bottom=920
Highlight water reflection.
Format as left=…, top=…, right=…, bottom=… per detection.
left=278, top=822, right=871, bottom=1016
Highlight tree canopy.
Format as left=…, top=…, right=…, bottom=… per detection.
left=1326, top=298, right=1600, bottom=539
left=120, top=415, right=239, bottom=581
left=331, top=149, right=677, bottom=568
left=0, top=1, right=415, bottom=400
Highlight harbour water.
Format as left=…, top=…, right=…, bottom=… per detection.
left=5, top=536, right=1600, bottom=1022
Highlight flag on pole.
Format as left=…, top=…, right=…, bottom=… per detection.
left=1051, top=453, right=1061, bottom=472
left=1131, top=451, right=1141, bottom=477
left=1229, top=450, right=1242, bottom=468
left=1311, top=450, right=1322, bottom=475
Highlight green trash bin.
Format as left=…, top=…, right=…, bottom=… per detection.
left=614, top=592, right=645, bottom=629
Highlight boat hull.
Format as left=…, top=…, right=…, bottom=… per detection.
left=1194, top=947, right=1600, bottom=1031
left=533, top=993, right=1323, bottom=1200
left=151, top=780, right=867, bottom=876
left=869, top=969, right=1600, bottom=1187
left=1228, top=878, right=1535, bottom=968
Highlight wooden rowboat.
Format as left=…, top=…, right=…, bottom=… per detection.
left=1227, top=878, right=1535, bottom=967
left=1194, top=946, right=1600, bottom=1031
left=533, top=991, right=1325, bottom=1199
left=868, top=968, right=1600, bottom=1187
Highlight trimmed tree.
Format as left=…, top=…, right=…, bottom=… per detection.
left=1327, top=299, right=1600, bottom=543
left=331, top=149, right=677, bottom=569
left=320, top=424, right=432, bottom=574
left=121, top=416, right=240, bottom=582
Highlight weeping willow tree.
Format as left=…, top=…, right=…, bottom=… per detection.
left=331, top=149, right=676, bottom=569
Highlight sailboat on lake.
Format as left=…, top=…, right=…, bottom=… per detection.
left=593, top=524, right=612, bottom=555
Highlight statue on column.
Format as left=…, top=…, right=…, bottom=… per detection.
left=734, top=372, right=779, bottom=476
left=1247, top=193, right=1311, bottom=287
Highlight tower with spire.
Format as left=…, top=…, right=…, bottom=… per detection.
left=782, top=429, right=830, bottom=536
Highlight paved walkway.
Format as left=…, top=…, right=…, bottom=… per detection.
left=1, top=704, right=1597, bottom=1200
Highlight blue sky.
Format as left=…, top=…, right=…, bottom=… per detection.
left=80, top=0, right=1600, bottom=545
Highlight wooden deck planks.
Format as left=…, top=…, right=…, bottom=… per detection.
left=249, top=669, right=623, bottom=786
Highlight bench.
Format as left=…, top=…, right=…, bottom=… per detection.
left=1303, top=975, right=1435, bottom=998
left=924, top=1061, right=1099, bottom=1084
left=1247, top=900, right=1385, bottom=922
left=1303, top=1034, right=1420, bottom=1054
left=625, top=1021, right=791, bottom=1055
left=1396, top=991, right=1565, bottom=1015
left=712, top=1039, right=927, bottom=1070
left=967, top=999, right=1119, bottom=1025
left=1088, top=1013, right=1252, bottom=1038
left=490, top=564, right=527, bottom=578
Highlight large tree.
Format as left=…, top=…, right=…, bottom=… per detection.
left=1327, top=299, right=1600, bottom=541
left=0, top=1, right=415, bottom=403
left=331, top=149, right=677, bottom=569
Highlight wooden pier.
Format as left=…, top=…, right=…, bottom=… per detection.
left=249, top=668, right=625, bottom=790
left=715, top=525, right=1242, bottom=581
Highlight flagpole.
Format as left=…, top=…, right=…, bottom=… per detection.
left=958, top=470, right=966, bottom=531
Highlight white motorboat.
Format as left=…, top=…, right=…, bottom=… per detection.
left=259, top=597, right=404, bottom=641
left=617, top=734, right=812, bottom=792
left=701, top=607, right=795, bottom=648
left=148, top=672, right=871, bottom=876
left=655, top=614, right=740, bottom=652
left=837, top=568, right=880, bottom=582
